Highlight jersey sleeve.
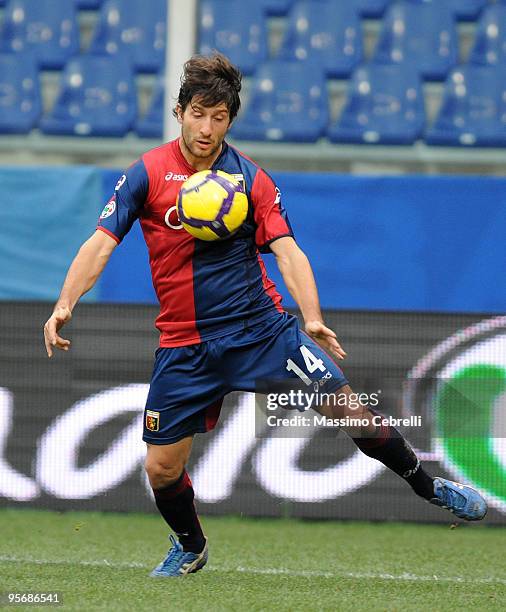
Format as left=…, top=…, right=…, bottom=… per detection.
left=97, top=158, right=149, bottom=243
left=251, top=168, right=294, bottom=253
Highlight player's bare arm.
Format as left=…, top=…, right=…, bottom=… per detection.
left=43, top=229, right=117, bottom=358
left=270, top=236, right=346, bottom=360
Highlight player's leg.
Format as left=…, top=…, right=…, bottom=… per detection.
left=316, top=384, right=436, bottom=500
left=145, top=438, right=209, bottom=577
left=142, top=343, right=227, bottom=576
left=277, top=331, right=439, bottom=502
left=230, top=314, right=487, bottom=520
left=145, top=437, right=206, bottom=554
left=311, top=377, right=487, bottom=520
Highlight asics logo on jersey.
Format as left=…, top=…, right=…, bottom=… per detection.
left=164, top=205, right=183, bottom=230
left=165, top=172, right=189, bottom=182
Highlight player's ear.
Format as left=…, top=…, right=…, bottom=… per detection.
left=175, top=104, right=184, bottom=125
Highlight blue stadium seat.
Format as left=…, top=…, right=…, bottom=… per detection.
left=199, top=0, right=268, bottom=76
left=425, top=65, right=506, bottom=147
left=373, top=0, right=458, bottom=81
left=0, top=0, right=79, bottom=70
left=89, top=0, right=166, bottom=73
left=327, top=63, right=424, bottom=145
left=0, top=54, right=41, bottom=133
left=135, top=74, right=164, bottom=139
left=353, top=0, right=391, bottom=18
left=262, top=0, right=293, bottom=15
left=40, top=56, right=136, bottom=137
left=231, top=61, right=328, bottom=142
left=442, top=0, right=487, bottom=21
left=76, top=0, right=103, bottom=8
left=469, top=5, right=506, bottom=67
left=278, top=1, right=362, bottom=78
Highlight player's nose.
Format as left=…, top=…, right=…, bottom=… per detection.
left=200, top=117, right=213, bottom=137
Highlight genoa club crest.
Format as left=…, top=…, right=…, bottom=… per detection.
left=146, top=410, right=160, bottom=432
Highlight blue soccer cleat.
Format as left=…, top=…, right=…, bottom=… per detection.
left=430, top=477, right=487, bottom=521
left=150, top=535, right=208, bottom=577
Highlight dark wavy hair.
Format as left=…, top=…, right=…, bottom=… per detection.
left=173, top=53, right=242, bottom=122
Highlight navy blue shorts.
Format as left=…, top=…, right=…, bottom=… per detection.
left=143, top=312, right=348, bottom=444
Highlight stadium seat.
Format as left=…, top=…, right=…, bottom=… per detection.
left=262, top=0, right=293, bottom=16
left=75, top=0, right=103, bottom=8
left=353, top=0, right=391, bottom=18
left=277, top=1, right=363, bottom=78
left=40, top=56, right=136, bottom=137
left=373, top=0, right=458, bottom=81
left=0, top=0, right=80, bottom=70
left=327, top=63, right=424, bottom=145
left=199, top=0, right=268, bottom=76
left=89, top=0, right=166, bottom=73
left=425, top=65, right=506, bottom=147
left=135, top=73, right=164, bottom=138
left=231, top=60, right=328, bottom=142
left=442, top=0, right=487, bottom=21
left=469, top=5, right=506, bottom=67
left=0, top=54, right=41, bottom=134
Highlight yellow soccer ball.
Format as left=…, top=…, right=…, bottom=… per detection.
left=177, top=170, right=248, bottom=241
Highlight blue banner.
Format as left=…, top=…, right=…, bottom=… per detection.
left=100, top=171, right=506, bottom=313
left=264, top=174, right=506, bottom=312
left=0, top=167, right=102, bottom=301
left=1, top=166, right=505, bottom=313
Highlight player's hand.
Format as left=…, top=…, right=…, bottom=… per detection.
left=44, top=306, right=72, bottom=358
left=305, top=320, right=347, bottom=360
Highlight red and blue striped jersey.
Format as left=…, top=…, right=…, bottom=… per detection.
left=97, top=138, right=293, bottom=347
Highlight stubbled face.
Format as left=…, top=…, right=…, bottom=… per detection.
left=177, top=98, right=231, bottom=169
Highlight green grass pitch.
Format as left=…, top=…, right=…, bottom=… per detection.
left=0, top=509, right=505, bottom=611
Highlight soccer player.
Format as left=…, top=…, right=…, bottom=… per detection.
left=43, top=53, right=487, bottom=578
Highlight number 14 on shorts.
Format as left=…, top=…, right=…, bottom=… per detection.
left=286, top=345, right=326, bottom=386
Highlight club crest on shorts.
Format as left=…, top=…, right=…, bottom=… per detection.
left=146, top=410, right=160, bottom=432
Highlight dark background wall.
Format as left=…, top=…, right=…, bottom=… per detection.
left=1, top=302, right=505, bottom=524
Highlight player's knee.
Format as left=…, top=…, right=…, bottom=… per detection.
left=144, top=457, right=185, bottom=489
